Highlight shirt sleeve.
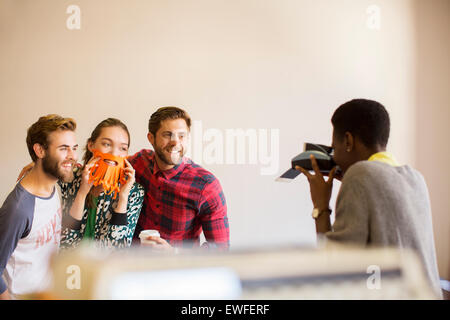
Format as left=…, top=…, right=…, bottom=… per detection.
left=326, top=176, right=369, bottom=244
left=0, top=190, right=33, bottom=294
left=60, top=220, right=84, bottom=250
left=127, top=153, right=137, bottom=169
left=105, top=183, right=145, bottom=248
left=198, top=177, right=230, bottom=250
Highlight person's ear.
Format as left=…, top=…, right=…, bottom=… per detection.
left=33, top=143, right=46, bottom=160
left=87, top=139, right=94, bottom=153
left=147, top=132, right=155, bottom=147
left=344, top=132, right=354, bottom=152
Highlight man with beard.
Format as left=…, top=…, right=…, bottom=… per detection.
left=0, top=115, right=78, bottom=299
left=129, top=107, right=229, bottom=251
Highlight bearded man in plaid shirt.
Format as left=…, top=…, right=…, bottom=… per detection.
left=129, top=107, right=229, bottom=251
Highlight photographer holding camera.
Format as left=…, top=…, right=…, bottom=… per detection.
left=296, top=99, right=442, bottom=298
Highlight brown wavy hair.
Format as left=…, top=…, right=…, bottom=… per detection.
left=82, top=118, right=130, bottom=165
left=148, top=106, right=191, bottom=136
left=82, top=118, right=130, bottom=208
left=26, top=114, right=76, bottom=161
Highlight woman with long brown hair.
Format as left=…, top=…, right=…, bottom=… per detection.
left=59, top=118, right=144, bottom=249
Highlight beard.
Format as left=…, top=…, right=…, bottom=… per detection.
left=42, top=154, right=75, bottom=183
left=153, top=144, right=185, bottom=166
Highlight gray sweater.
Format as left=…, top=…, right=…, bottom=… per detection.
left=326, top=160, right=442, bottom=298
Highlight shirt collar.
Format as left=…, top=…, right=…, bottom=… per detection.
left=368, top=151, right=399, bottom=167
left=152, top=155, right=186, bottom=180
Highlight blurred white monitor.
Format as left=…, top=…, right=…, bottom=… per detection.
left=48, top=243, right=438, bottom=300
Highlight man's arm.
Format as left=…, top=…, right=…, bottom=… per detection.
left=0, top=190, right=32, bottom=298
left=198, top=178, right=229, bottom=250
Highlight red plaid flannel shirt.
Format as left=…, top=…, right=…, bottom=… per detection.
left=129, top=149, right=229, bottom=250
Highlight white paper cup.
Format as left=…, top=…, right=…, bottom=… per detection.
left=139, top=230, right=160, bottom=245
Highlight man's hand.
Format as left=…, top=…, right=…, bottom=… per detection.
left=17, top=162, right=35, bottom=182
left=141, top=236, right=175, bottom=253
left=295, top=154, right=337, bottom=211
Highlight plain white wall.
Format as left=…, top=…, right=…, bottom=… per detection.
left=2, top=0, right=445, bottom=277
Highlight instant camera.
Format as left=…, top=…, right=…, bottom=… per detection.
left=276, top=143, right=340, bottom=181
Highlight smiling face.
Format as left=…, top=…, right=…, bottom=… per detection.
left=88, top=126, right=130, bottom=163
left=86, top=126, right=129, bottom=195
left=41, top=130, right=78, bottom=182
left=147, top=118, right=189, bottom=170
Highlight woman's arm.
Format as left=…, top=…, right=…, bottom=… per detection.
left=60, top=158, right=99, bottom=250
left=106, top=183, right=145, bottom=248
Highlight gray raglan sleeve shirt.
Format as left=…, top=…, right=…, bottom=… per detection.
left=0, top=185, right=33, bottom=294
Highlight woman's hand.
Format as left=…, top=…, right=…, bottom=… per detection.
left=114, top=159, right=136, bottom=213
left=69, top=158, right=99, bottom=222
left=295, top=154, right=337, bottom=211
left=119, top=159, right=135, bottom=198
left=79, top=157, right=100, bottom=195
